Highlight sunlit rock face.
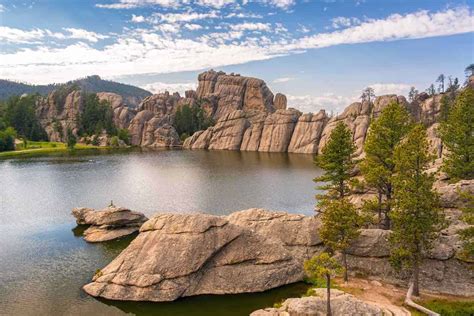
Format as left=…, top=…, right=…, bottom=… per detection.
left=83, top=203, right=473, bottom=302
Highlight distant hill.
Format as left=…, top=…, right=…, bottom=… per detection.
left=0, top=75, right=152, bottom=107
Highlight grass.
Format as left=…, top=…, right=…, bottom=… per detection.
left=0, top=141, right=107, bottom=158
left=410, top=298, right=474, bottom=316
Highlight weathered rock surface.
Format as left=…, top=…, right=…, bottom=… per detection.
left=72, top=206, right=148, bottom=243
left=208, top=110, right=250, bottom=150
left=251, top=289, right=384, bottom=316
left=82, top=207, right=472, bottom=301
left=273, top=93, right=287, bottom=110
left=258, top=109, right=302, bottom=152
left=288, top=111, right=329, bottom=154
left=83, top=209, right=318, bottom=301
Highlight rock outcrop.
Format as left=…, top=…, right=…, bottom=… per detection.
left=82, top=206, right=472, bottom=301
left=288, top=111, right=329, bottom=154
left=83, top=209, right=322, bottom=301
left=72, top=206, right=148, bottom=243
left=251, top=289, right=385, bottom=316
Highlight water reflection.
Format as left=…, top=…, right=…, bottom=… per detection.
left=0, top=149, right=320, bottom=315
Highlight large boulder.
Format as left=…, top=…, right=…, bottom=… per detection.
left=251, top=289, right=384, bottom=316
left=82, top=208, right=473, bottom=301
left=208, top=110, right=250, bottom=150
left=72, top=206, right=148, bottom=243
left=83, top=209, right=316, bottom=301
left=240, top=112, right=267, bottom=151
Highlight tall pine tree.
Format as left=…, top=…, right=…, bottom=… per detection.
left=360, top=102, right=412, bottom=229
left=390, top=124, right=444, bottom=296
left=439, top=87, right=474, bottom=180
left=314, top=121, right=356, bottom=202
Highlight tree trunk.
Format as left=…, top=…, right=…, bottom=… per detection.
left=383, top=188, right=392, bottom=229
left=342, top=251, right=348, bottom=282
left=326, top=273, right=332, bottom=316
left=377, top=192, right=382, bottom=227
left=413, top=260, right=420, bottom=297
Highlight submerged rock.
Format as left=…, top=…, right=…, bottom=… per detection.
left=72, top=206, right=148, bottom=243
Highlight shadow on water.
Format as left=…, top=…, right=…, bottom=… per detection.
left=98, top=282, right=310, bottom=316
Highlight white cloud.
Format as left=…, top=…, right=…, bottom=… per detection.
left=0, top=26, right=45, bottom=43
left=96, top=0, right=183, bottom=9
left=195, top=0, right=236, bottom=8
left=273, top=77, right=294, bottom=83
left=331, top=16, right=361, bottom=29
left=152, top=11, right=218, bottom=23
left=258, top=0, right=295, bottom=9
left=62, top=28, right=109, bottom=42
left=1, top=7, right=472, bottom=84
left=230, top=22, right=271, bottom=32
left=142, top=81, right=198, bottom=95
left=184, top=23, right=203, bottom=30
left=0, top=4, right=5, bottom=12
left=225, top=12, right=263, bottom=19
left=131, top=14, right=146, bottom=23
left=287, top=93, right=353, bottom=114
left=369, top=83, right=412, bottom=96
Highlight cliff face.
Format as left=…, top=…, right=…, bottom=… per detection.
left=185, top=74, right=450, bottom=156
left=36, top=70, right=453, bottom=152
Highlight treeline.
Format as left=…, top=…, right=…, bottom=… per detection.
left=305, top=85, right=473, bottom=313
left=174, top=103, right=214, bottom=140
left=0, top=75, right=152, bottom=105
left=0, top=95, right=47, bottom=151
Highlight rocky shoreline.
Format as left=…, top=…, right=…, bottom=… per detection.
left=79, top=201, right=472, bottom=302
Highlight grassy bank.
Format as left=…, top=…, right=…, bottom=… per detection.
left=0, top=141, right=107, bottom=158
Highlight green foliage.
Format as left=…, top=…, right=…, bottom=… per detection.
left=52, top=83, right=79, bottom=112
left=0, top=127, right=16, bottom=152
left=78, top=93, right=116, bottom=136
left=390, top=125, right=444, bottom=292
left=91, top=135, right=100, bottom=146
left=439, top=94, right=453, bottom=122
left=3, top=95, right=47, bottom=141
left=426, top=84, right=436, bottom=96
left=457, top=190, right=474, bottom=262
left=110, top=136, right=120, bottom=148
left=304, top=252, right=343, bottom=281
left=314, top=121, right=356, bottom=201
left=117, top=128, right=130, bottom=145
left=439, top=88, right=474, bottom=180
left=66, top=128, right=76, bottom=149
left=417, top=299, right=474, bottom=316
left=319, top=199, right=362, bottom=254
left=408, top=87, right=418, bottom=102
left=174, top=104, right=214, bottom=137
left=360, top=102, right=412, bottom=229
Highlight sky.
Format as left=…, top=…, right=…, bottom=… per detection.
left=0, top=0, right=473, bottom=113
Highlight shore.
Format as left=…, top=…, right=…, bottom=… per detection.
left=0, top=141, right=112, bottom=158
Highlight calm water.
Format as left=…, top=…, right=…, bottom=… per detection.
left=0, top=149, right=321, bottom=316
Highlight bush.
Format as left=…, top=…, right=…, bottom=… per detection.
left=109, top=136, right=120, bottom=147
left=0, top=127, right=16, bottom=152
left=66, top=128, right=76, bottom=149
left=117, top=128, right=130, bottom=145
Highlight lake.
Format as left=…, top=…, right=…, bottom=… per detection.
left=0, top=149, right=322, bottom=316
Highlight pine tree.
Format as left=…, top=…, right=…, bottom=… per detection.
left=304, top=252, right=343, bottom=316
left=439, top=88, right=474, bottom=180
left=458, top=190, right=474, bottom=262
left=319, top=198, right=361, bottom=282
left=360, top=102, right=412, bottom=229
left=314, top=121, right=356, bottom=202
left=390, top=124, right=444, bottom=296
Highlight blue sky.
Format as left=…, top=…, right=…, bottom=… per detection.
left=0, top=0, right=473, bottom=112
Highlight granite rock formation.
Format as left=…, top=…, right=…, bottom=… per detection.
left=251, top=289, right=385, bottom=316
left=82, top=203, right=472, bottom=301
left=72, top=206, right=148, bottom=243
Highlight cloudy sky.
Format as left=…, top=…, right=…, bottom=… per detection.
left=0, top=0, right=473, bottom=113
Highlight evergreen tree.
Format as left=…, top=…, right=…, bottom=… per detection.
left=390, top=124, right=444, bottom=296
left=439, top=88, right=474, bottom=180
left=314, top=121, right=356, bottom=202
left=426, top=84, right=436, bottom=96
left=465, top=64, right=474, bottom=77
left=304, top=252, right=343, bottom=316
left=66, top=128, right=76, bottom=149
left=319, top=198, right=361, bottom=282
left=458, top=190, right=474, bottom=262
left=408, top=87, right=418, bottom=102
left=4, top=95, right=47, bottom=141
left=436, top=74, right=445, bottom=93
left=360, top=102, right=412, bottom=229
left=360, top=87, right=375, bottom=104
